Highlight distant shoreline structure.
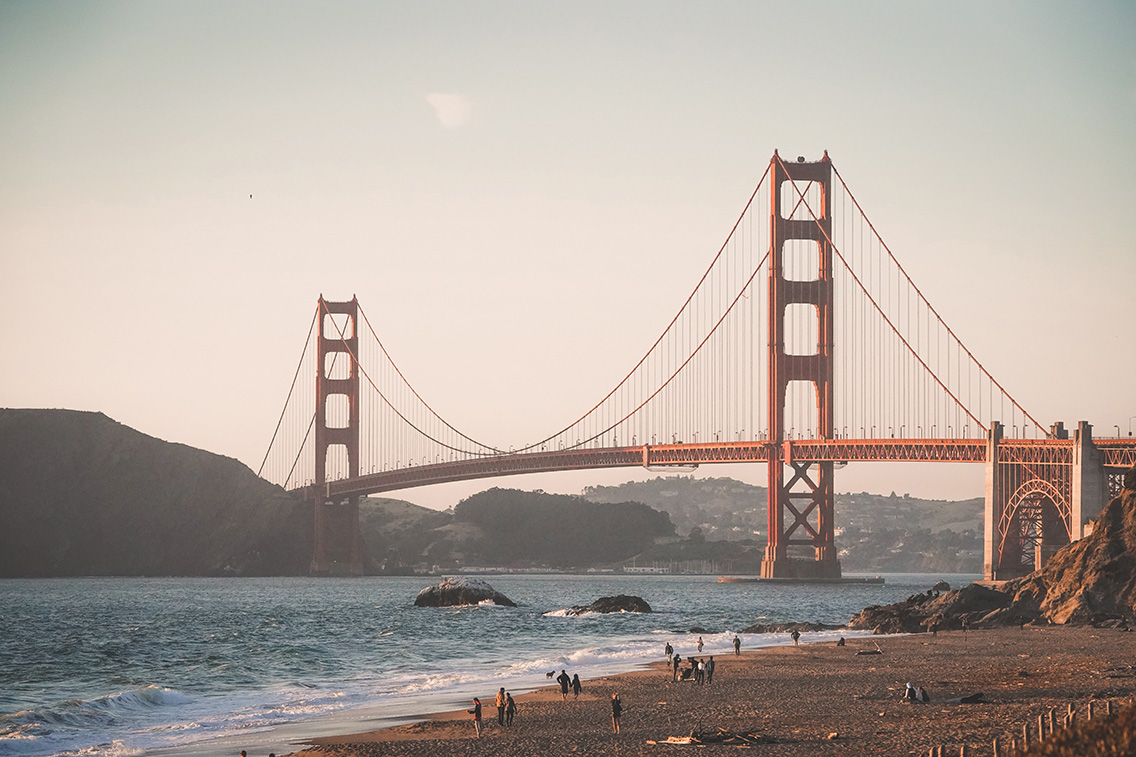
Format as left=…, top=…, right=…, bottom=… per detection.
left=718, top=575, right=885, bottom=585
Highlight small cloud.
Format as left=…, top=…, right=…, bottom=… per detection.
left=425, top=93, right=473, bottom=129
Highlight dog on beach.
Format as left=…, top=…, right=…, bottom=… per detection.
left=546, top=671, right=555, bottom=678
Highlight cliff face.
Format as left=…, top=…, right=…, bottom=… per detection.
left=0, top=409, right=311, bottom=576
left=849, top=466, right=1136, bottom=632
left=1011, top=466, right=1136, bottom=624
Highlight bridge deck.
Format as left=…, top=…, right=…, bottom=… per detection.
left=303, top=437, right=1136, bottom=500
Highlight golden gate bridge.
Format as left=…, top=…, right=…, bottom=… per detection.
left=258, top=152, right=1136, bottom=580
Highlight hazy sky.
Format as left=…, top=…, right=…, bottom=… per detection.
left=3, top=1, right=1133, bottom=510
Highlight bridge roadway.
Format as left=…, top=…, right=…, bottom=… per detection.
left=307, top=437, right=1136, bottom=501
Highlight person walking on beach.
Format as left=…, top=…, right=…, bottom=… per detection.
left=468, top=697, right=483, bottom=737
left=495, top=687, right=506, bottom=725
left=706, top=656, right=715, bottom=685
left=672, top=653, right=682, bottom=681
left=571, top=673, right=582, bottom=699
left=665, top=641, right=673, bottom=663
left=505, top=692, right=516, bottom=726
left=733, top=635, right=741, bottom=655
left=791, top=629, right=801, bottom=646
left=697, top=636, right=704, bottom=653
left=610, top=692, right=623, bottom=734
left=557, top=670, right=571, bottom=700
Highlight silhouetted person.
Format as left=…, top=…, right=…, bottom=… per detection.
left=672, top=653, right=682, bottom=681
left=665, top=641, right=673, bottom=662
left=557, top=670, right=571, bottom=700
left=791, top=629, right=801, bottom=646
left=505, top=692, right=516, bottom=725
left=706, top=656, right=715, bottom=684
left=733, top=635, right=741, bottom=655
left=611, top=692, right=622, bottom=734
left=837, top=636, right=845, bottom=646
left=572, top=673, right=582, bottom=699
left=697, top=636, right=704, bottom=653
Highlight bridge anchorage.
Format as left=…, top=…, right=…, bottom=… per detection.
left=259, top=151, right=1136, bottom=578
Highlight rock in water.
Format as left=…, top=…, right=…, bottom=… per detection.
left=932, top=580, right=951, bottom=593
left=565, top=594, right=652, bottom=615
left=414, top=576, right=517, bottom=607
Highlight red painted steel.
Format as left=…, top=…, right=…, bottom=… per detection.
left=311, top=438, right=993, bottom=501
left=313, top=296, right=364, bottom=575
left=280, top=149, right=1136, bottom=576
left=1096, top=439, right=1136, bottom=469
left=763, top=152, right=838, bottom=578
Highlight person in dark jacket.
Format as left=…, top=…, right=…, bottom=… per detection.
left=672, top=653, right=682, bottom=681
left=505, top=692, right=517, bottom=725
left=556, top=670, right=571, bottom=700
left=571, top=673, right=582, bottom=699
left=467, top=697, right=482, bottom=737
left=611, top=692, right=623, bottom=734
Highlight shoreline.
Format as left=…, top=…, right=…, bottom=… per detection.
left=285, top=626, right=1136, bottom=756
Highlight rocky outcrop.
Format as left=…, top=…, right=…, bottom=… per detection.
left=849, top=583, right=1013, bottom=634
left=1010, top=466, right=1136, bottom=625
left=413, top=576, right=517, bottom=607
left=849, top=466, right=1136, bottom=633
left=565, top=594, right=652, bottom=615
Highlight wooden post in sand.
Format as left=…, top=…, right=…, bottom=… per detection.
left=992, top=737, right=1000, bottom=757
left=1068, top=703, right=1075, bottom=727
left=1009, top=736, right=1017, bottom=752
left=1107, top=699, right=1113, bottom=716
left=959, top=745, right=966, bottom=757
left=1088, top=700, right=1095, bottom=719
left=1048, top=708, right=1056, bottom=734
left=1037, top=713, right=1044, bottom=739
left=1021, top=723, right=1029, bottom=748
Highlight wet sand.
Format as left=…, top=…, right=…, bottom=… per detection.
left=288, top=626, right=1136, bottom=756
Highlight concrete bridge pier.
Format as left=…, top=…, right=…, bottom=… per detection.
left=1071, top=421, right=1107, bottom=539
left=982, top=422, right=1003, bottom=581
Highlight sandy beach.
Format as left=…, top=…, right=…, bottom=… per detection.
left=285, top=625, right=1136, bottom=756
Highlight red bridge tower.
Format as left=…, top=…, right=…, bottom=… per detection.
left=313, top=296, right=365, bottom=575
left=762, top=152, right=841, bottom=579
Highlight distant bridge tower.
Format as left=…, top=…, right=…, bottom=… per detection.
left=762, top=152, right=841, bottom=579
left=313, top=296, right=364, bottom=575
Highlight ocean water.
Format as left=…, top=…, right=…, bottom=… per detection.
left=0, top=573, right=976, bottom=757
